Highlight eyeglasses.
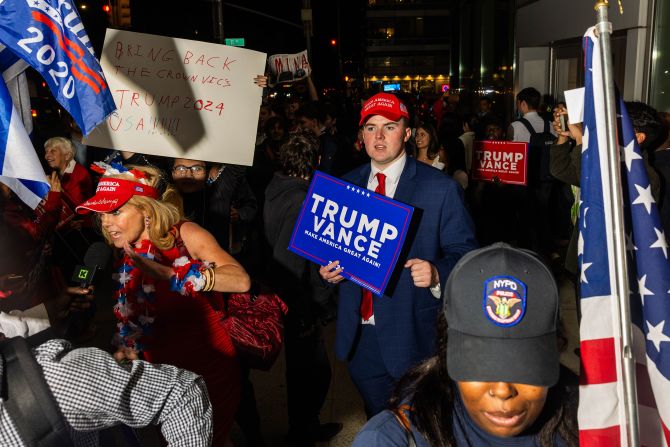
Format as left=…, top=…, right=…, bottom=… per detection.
left=173, top=165, right=206, bottom=176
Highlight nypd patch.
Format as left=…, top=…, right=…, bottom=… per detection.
left=482, top=275, right=526, bottom=327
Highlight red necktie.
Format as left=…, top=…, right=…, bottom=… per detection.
left=361, top=172, right=386, bottom=320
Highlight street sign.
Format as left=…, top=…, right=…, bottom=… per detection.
left=225, top=38, right=245, bottom=47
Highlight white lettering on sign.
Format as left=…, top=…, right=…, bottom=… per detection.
left=309, top=193, right=399, bottom=260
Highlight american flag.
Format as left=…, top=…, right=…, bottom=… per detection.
left=578, top=27, right=670, bottom=446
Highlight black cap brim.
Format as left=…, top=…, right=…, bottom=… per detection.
left=446, top=328, right=560, bottom=387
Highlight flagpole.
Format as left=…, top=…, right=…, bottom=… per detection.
left=594, top=1, right=640, bottom=445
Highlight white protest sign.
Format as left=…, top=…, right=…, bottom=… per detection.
left=267, top=50, right=311, bottom=84
left=564, top=87, right=585, bottom=125
left=85, top=29, right=266, bottom=166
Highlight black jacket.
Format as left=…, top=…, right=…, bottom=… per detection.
left=263, top=173, right=320, bottom=325
left=182, top=165, right=257, bottom=251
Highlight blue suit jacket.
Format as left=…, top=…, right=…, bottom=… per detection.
left=335, top=157, right=477, bottom=377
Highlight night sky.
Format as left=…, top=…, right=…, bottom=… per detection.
left=125, top=1, right=363, bottom=87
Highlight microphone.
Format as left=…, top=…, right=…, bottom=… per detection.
left=71, top=242, right=112, bottom=288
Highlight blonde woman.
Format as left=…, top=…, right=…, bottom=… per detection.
left=77, top=164, right=250, bottom=446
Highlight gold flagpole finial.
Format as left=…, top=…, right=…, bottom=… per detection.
left=594, top=0, right=623, bottom=14
left=594, top=0, right=608, bottom=11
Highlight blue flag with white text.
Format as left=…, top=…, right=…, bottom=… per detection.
left=0, top=75, right=49, bottom=209
left=0, top=0, right=116, bottom=135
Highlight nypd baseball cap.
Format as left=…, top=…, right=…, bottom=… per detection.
left=444, top=242, right=560, bottom=387
left=359, top=93, right=410, bottom=126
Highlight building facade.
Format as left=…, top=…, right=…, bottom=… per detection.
left=363, top=0, right=453, bottom=93
left=515, top=0, right=669, bottom=113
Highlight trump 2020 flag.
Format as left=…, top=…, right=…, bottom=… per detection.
left=578, top=26, right=670, bottom=446
left=0, top=76, right=49, bottom=209
left=0, top=0, right=116, bottom=135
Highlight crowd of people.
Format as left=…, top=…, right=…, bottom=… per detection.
left=1, top=73, right=669, bottom=447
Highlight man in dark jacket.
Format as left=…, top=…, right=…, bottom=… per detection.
left=171, top=158, right=257, bottom=255
left=264, top=133, right=342, bottom=446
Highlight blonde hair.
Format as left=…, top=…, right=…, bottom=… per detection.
left=44, top=137, right=75, bottom=160
left=99, top=165, right=184, bottom=250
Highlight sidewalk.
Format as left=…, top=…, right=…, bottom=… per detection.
left=233, top=323, right=367, bottom=446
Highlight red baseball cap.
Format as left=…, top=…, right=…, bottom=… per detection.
left=76, top=178, right=159, bottom=214
left=359, top=93, right=410, bottom=126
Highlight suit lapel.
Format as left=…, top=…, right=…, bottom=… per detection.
left=393, top=156, right=418, bottom=204
left=348, top=163, right=371, bottom=187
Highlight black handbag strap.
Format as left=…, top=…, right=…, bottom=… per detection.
left=1, top=334, right=74, bottom=447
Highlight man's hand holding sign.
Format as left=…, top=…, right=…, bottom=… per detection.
left=321, top=258, right=439, bottom=289
left=303, top=93, right=477, bottom=418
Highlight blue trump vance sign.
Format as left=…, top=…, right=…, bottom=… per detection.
left=289, top=171, right=414, bottom=296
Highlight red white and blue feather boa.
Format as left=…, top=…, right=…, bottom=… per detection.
left=112, top=240, right=211, bottom=352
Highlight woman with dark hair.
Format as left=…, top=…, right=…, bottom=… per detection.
left=263, top=133, right=342, bottom=446
left=353, top=243, right=578, bottom=447
left=414, top=122, right=446, bottom=171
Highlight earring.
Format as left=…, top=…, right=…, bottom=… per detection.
left=488, top=388, right=495, bottom=397
left=144, top=216, right=150, bottom=228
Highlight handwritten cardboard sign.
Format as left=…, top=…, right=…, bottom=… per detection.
left=472, top=140, right=528, bottom=185
left=85, top=29, right=266, bottom=166
left=267, top=50, right=311, bottom=84
left=289, top=171, right=414, bottom=296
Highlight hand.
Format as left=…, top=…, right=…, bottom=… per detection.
left=253, top=75, right=268, bottom=88
left=123, top=242, right=172, bottom=281
left=552, top=106, right=572, bottom=141
left=48, top=171, right=62, bottom=192
left=113, top=346, right=139, bottom=363
left=66, top=285, right=95, bottom=312
left=319, top=260, right=345, bottom=284
left=230, top=207, right=240, bottom=223
left=553, top=106, right=584, bottom=145
left=404, top=259, right=439, bottom=288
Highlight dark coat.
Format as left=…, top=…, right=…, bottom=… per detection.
left=263, top=173, right=319, bottom=325
left=336, top=157, right=477, bottom=377
left=182, top=165, right=257, bottom=252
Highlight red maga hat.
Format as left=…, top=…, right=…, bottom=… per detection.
left=359, top=93, right=409, bottom=126
left=76, top=178, right=159, bottom=214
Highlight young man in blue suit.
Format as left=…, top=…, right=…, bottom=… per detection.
left=320, top=93, right=477, bottom=417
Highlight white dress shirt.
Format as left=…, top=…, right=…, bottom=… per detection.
left=360, top=153, right=439, bottom=326
left=367, top=153, right=407, bottom=198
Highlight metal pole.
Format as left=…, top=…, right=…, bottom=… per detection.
left=594, top=2, right=640, bottom=445
left=303, top=0, right=312, bottom=62
left=337, top=0, right=342, bottom=78
left=212, top=0, right=224, bottom=44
